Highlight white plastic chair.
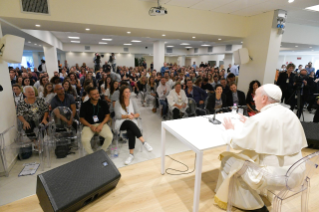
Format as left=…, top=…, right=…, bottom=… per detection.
left=227, top=151, right=319, bottom=212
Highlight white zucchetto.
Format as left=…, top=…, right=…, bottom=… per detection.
left=262, top=84, right=282, bottom=102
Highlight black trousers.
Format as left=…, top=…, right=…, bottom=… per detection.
left=120, top=120, right=142, bottom=150
left=281, top=89, right=293, bottom=105
left=172, top=108, right=181, bottom=119
left=290, top=95, right=307, bottom=119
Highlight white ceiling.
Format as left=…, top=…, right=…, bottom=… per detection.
left=51, top=31, right=243, bottom=48
left=140, top=0, right=319, bottom=27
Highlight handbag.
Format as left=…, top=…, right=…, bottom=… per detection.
left=55, top=144, right=74, bottom=158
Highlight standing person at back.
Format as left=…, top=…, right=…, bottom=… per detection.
left=305, top=62, right=315, bottom=75
left=160, top=63, right=169, bottom=77
left=276, top=63, right=295, bottom=104
left=108, top=53, right=116, bottom=73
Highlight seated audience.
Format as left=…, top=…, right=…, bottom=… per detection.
left=226, top=83, right=246, bottom=107
left=79, top=87, right=113, bottom=154
left=51, top=84, right=77, bottom=127
left=185, top=79, right=207, bottom=108
left=167, top=82, right=188, bottom=119
left=106, top=70, right=121, bottom=82
left=201, top=78, right=214, bottom=94
left=42, top=83, right=55, bottom=104
left=22, top=77, right=38, bottom=97
left=63, top=80, right=77, bottom=99
left=220, top=78, right=230, bottom=95
left=114, top=86, right=153, bottom=165
left=17, top=86, right=49, bottom=137
left=246, top=80, right=261, bottom=116
left=38, top=76, right=48, bottom=97
left=157, top=77, right=171, bottom=119
left=206, top=85, right=228, bottom=114
left=12, top=84, right=24, bottom=106
left=109, top=81, right=120, bottom=117
left=136, top=76, right=147, bottom=106
left=146, top=76, right=158, bottom=113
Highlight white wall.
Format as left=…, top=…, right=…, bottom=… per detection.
left=66, top=52, right=135, bottom=68
left=277, top=54, right=319, bottom=70
left=223, top=54, right=234, bottom=67
left=283, top=23, right=319, bottom=46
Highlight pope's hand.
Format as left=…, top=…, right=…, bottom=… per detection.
left=239, top=114, right=247, bottom=123
left=223, top=118, right=234, bottom=130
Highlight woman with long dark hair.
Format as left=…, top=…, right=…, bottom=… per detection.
left=114, top=86, right=153, bottom=165
left=146, top=76, right=158, bottom=113
left=42, top=83, right=55, bottom=104
left=63, top=80, right=77, bottom=99
left=99, top=74, right=112, bottom=103
left=38, top=76, right=48, bottom=97
left=246, top=80, right=261, bottom=116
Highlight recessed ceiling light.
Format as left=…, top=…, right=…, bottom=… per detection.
left=131, top=40, right=141, bottom=42
left=201, top=44, right=211, bottom=47
left=192, top=37, right=196, bottom=39
left=34, top=43, right=37, bottom=45
left=180, top=43, right=190, bottom=45
left=218, top=38, right=222, bottom=40
left=35, top=24, right=40, bottom=27
left=295, top=46, right=298, bottom=47
left=68, top=36, right=80, bottom=39
left=310, top=47, right=312, bottom=48
left=102, top=38, right=112, bottom=41
left=99, top=42, right=107, bottom=44
left=185, top=47, right=192, bottom=48
left=288, top=0, right=294, bottom=3
left=167, top=46, right=174, bottom=47
left=162, top=34, right=166, bottom=36
left=85, top=28, right=90, bottom=31
left=241, top=42, right=243, bottom=43
left=306, top=5, right=319, bottom=12
left=39, top=45, right=41, bottom=46
left=71, top=41, right=80, bottom=43
left=127, top=31, right=131, bottom=34
left=312, top=50, right=314, bottom=51
left=124, top=43, right=132, bottom=45
left=28, top=41, right=31, bottom=43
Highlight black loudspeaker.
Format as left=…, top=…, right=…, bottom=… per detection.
left=36, top=150, right=121, bottom=212
left=301, top=122, right=319, bottom=148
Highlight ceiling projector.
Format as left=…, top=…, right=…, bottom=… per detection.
left=149, top=0, right=167, bottom=16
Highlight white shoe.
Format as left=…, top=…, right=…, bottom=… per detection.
left=143, top=142, right=153, bottom=152
left=125, top=154, right=134, bottom=165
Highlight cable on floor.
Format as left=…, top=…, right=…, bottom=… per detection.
left=165, top=154, right=196, bottom=175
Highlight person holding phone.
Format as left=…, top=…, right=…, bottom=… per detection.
left=114, top=86, right=153, bottom=165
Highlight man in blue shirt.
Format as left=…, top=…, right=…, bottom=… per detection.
left=192, top=62, right=197, bottom=70
left=229, top=64, right=239, bottom=76
left=305, top=62, right=315, bottom=75
left=160, top=63, right=169, bottom=76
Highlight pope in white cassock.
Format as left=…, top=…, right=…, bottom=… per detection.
left=214, top=84, right=308, bottom=212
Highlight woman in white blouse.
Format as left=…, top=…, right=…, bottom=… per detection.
left=114, top=86, right=153, bottom=165
left=167, top=82, right=188, bottom=119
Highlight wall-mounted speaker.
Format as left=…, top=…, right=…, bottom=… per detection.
left=0, top=35, right=25, bottom=63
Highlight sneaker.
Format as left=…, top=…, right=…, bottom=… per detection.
left=143, top=142, right=153, bottom=152
left=125, top=154, right=134, bottom=165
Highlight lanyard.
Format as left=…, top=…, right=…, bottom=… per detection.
left=92, top=101, right=100, bottom=115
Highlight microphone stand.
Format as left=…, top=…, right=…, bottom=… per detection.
left=208, top=105, right=248, bottom=125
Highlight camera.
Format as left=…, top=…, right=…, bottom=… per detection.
left=294, top=74, right=308, bottom=89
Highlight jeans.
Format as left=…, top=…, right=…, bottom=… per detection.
left=159, top=99, right=168, bottom=116
left=112, top=64, right=116, bottom=73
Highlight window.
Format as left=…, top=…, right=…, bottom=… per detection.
left=7, top=56, right=34, bottom=70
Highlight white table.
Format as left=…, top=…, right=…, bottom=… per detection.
left=161, top=113, right=243, bottom=212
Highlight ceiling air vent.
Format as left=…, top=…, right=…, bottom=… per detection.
left=124, top=48, right=129, bottom=52
left=208, top=47, right=213, bottom=53
left=21, top=0, right=49, bottom=14
left=85, top=46, right=90, bottom=50
left=166, top=48, right=173, bottom=54
left=194, top=48, right=198, bottom=54
left=226, top=45, right=232, bottom=51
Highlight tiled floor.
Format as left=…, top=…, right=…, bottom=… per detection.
left=0, top=99, right=316, bottom=206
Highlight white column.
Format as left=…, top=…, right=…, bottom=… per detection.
left=43, top=46, right=58, bottom=78
left=153, top=41, right=165, bottom=72
left=177, top=56, right=185, bottom=67
left=238, top=11, right=282, bottom=93
left=32, top=52, right=39, bottom=70
left=0, top=22, right=18, bottom=174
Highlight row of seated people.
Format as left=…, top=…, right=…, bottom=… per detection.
left=15, top=84, right=152, bottom=165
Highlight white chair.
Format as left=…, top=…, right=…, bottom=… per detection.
left=227, top=151, right=319, bottom=212
left=0, top=125, right=15, bottom=177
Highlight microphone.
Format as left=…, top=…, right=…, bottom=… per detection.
left=208, top=105, right=247, bottom=125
